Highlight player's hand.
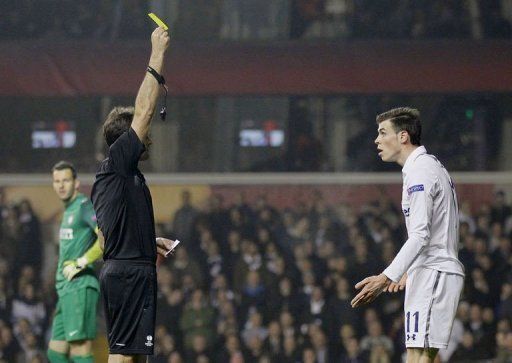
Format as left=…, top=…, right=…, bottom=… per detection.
left=351, top=273, right=390, bottom=308
left=151, top=27, right=170, bottom=56
left=156, top=237, right=180, bottom=258
left=62, top=257, right=88, bottom=281
left=386, top=273, right=407, bottom=293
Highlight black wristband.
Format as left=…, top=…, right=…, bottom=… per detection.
left=147, top=66, right=165, bottom=85
left=146, top=66, right=168, bottom=121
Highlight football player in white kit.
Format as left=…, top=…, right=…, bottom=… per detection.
left=351, top=107, right=465, bottom=363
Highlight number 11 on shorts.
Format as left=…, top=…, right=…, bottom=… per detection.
left=406, top=311, right=419, bottom=333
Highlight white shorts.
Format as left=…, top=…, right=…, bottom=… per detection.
left=404, top=268, right=463, bottom=349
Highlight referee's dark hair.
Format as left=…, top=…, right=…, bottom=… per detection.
left=376, top=107, right=422, bottom=146
left=52, top=161, right=77, bottom=179
left=103, top=106, right=135, bottom=146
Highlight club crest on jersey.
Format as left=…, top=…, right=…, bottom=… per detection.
left=403, top=208, right=410, bottom=217
left=60, top=228, right=74, bottom=240
left=407, top=184, right=424, bottom=195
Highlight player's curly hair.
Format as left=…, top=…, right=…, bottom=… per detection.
left=103, top=106, right=134, bottom=146
left=376, top=107, right=421, bottom=146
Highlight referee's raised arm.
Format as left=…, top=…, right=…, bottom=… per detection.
left=131, top=27, right=170, bottom=142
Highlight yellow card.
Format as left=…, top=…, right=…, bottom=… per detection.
left=148, top=13, right=169, bottom=30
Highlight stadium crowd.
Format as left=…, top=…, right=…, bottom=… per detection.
left=291, top=0, right=512, bottom=39
left=3, top=185, right=512, bottom=362
left=1, top=0, right=510, bottom=41
left=0, top=0, right=149, bottom=41
left=0, top=190, right=47, bottom=363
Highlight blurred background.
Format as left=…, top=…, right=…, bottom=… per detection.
left=0, top=0, right=512, bottom=362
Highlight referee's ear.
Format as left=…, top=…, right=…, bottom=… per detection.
left=75, top=179, right=81, bottom=192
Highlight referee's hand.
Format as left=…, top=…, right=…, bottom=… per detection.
left=151, top=27, right=170, bottom=57
left=156, top=237, right=180, bottom=258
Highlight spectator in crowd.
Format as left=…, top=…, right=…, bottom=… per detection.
left=0, top=319, right=20, bottom=362
left=11, top=284, right=45, bottom=337
left=240, top=271, right=267, bottom=321
left=301, top=345, right=317, bottom=363
left=171, top=190, right=199, bottom=245
left=216, top=333, right=244, bottom=362
left=359, top=320, right=393, bottom=357
left=465, top=304, right=495, bottom=359
left=0, top=189, right=7, bottom=241
left=152, top=330, right=178, bottom=363
left=279, top=310, right=298, bottom=339
left=15, top=199, right=42, bottom=276
left=496, top=330, right=512, bottom=362
left=309, top=326, right=330, bottom=363
left=179, top=289, right=216, bottom=352
left=280, top=334, right=299, bottom=363
left=451, top=330, right=479, bottom=362
left=481, top=5, right=512, bottom=38
left=262, top=320, right=282, bottom=360
left=491, top=190, right=512, bottom=225
left=499, top=283, right=512, bottom=319
left=171, top=248, right=204, bottom=290
left=304, top=286, right=328, bottom=328
left=0, top=277, right=11, bottom=323
left=1, top=206, right=20, bottom=267
left=185, top=334, right=211, bottom=362
left=241, top=310, right=268, bottom=347
left=339, top=336, right=365, bottom=362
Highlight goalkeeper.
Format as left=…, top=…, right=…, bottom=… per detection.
left=48, top=161, right=103, bottom=363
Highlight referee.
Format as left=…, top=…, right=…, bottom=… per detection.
left=91, top=27, right=175, bottom=363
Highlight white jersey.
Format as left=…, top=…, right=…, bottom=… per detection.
left=383, top=146, right=465, bottom=282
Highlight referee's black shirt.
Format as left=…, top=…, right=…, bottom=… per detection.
left=91, top=127, right=156, bottom=262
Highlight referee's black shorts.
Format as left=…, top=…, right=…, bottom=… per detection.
left=100, top=259, right=156, bottom=355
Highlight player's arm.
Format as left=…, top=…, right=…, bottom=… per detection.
left=382, top=172, right=436, bottom=283
left=63, top=227, right=104, bottom=281
left=131, top=27, right=170, bottom=143
left=352, top=172, right=436, bottom=308
left=98, top=228, right=105, bottom=251
left=63, top=201, right=104, bottom=281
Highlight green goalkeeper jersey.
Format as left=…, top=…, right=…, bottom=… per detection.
left=56, top=193, right=100, bottom=295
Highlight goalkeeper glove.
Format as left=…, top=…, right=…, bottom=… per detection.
left=62, top=256, right=88, bottom=281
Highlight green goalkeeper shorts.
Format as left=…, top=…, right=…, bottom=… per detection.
left=51, top=287, right=99, bottom=342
